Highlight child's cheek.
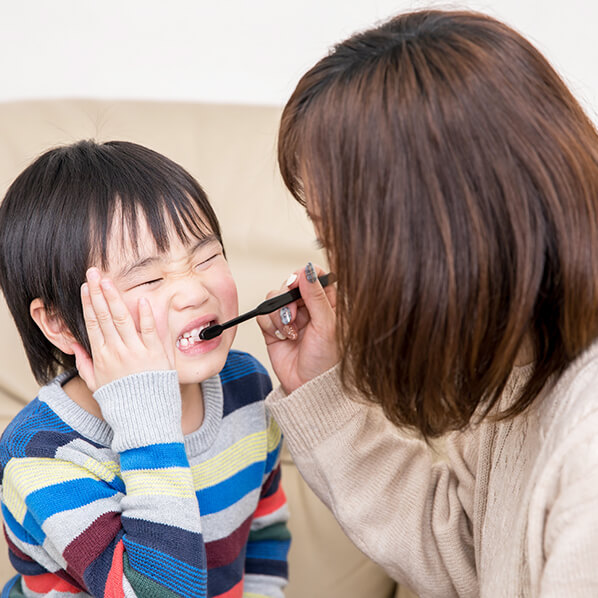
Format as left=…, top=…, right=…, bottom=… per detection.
left=220, top=272, right=239, bottom=319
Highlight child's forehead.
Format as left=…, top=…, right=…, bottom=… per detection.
left=99, top=206, right=215, bottom=268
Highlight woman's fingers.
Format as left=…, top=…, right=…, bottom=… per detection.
left=278, top=269, right=305, bottom=339
left=297, top=262, right=336, bottom=328
left=257, top=270, right=303, bottom=342
left=257, top=289, right=290, bottom=344
left=257, top=264, right=339, bottom=394
left=258, top=264, right=336, bottom=342
left=275, top=263, right=334, bottom=333
left=278, top=305, right=299, bottom=340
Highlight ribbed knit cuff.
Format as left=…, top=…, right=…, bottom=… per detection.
left=93, top=370, right=183, bottom=452
left=266, top=365, right=364, bottom=456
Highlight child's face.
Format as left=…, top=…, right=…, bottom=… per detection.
left=99, top=211, right=238, bottom=386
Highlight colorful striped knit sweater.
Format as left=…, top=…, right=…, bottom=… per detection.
left=0, top=350, right=289, bottom=598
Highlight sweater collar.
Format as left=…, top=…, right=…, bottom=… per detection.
left=39, top=370, right=224, bottom=456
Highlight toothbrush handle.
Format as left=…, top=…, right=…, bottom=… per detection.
left=199, top=272, right=335, bottom=340
left=255, top=273, right=335, bottom=315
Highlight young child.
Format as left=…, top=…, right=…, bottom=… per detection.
left=0, top=140, right=289, bottom=597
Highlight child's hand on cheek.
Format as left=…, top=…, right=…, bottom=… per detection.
left=75, top=267, right=173, bottom=392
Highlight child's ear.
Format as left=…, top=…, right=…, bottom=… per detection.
left=30, top=298, right=76, bottom=355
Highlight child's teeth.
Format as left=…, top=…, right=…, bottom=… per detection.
left=177, top=323, right=213, bottom=349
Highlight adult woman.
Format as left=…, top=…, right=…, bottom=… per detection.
left=258, top=10, right=598, bottom=597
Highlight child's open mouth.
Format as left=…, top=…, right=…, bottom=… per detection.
left=176, top=321, right=215, bottom=349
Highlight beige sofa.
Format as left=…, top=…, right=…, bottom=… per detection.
left=0, top=100, right=417, bottom=598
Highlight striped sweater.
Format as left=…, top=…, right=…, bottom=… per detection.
left=0, top=350, right=289, bottom=598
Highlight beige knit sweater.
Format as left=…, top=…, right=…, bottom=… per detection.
left=266, top=343, right=598, bottom=597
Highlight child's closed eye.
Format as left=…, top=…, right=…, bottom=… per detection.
left=194, top=253, right=221, bottom=271
left=136, top=278, right=163, bottom=288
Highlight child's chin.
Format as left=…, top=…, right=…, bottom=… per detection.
left=177, top=359, right=228, bottom=385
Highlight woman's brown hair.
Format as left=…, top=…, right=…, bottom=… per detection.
left=278, top=10, right=598, bottom=437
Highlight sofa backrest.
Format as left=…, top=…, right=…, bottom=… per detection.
left=0, top=100, right=325, bottom=402
left=0, top=100, right=409, bottom=598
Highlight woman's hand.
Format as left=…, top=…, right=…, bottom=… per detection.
left=72, top=267, right=172, bottom=392
left=257, top=263, right=339, bottom=394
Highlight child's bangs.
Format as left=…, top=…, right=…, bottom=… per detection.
left=88, top=188, right=217, bottom=269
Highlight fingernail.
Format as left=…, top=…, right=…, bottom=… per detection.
left=274, top=329, right=286, bottom=341
left=286, top=273, right=298, bottom=287
left=87, top=268, right=100, bottom=282
left=305, top=262, right=317, bottom=283
left=283, top=324, right=298, bottom=340
left=280, top=306, right=292, bottom=326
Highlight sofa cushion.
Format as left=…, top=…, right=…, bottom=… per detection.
left=0, top=100, right=413, bottom=598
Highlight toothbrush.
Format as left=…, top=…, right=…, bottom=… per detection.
left=199, top=272, right=336, bottom=341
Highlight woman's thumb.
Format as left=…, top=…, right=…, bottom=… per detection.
left=299, top=263, right=335, bottom=325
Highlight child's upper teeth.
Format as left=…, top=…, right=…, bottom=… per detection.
left=177, top=322, right=213, bottom=347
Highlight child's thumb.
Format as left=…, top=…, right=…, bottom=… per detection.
left=71, top=342, right=96, bottom=391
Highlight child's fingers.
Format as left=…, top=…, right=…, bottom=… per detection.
left=71, top=341, right=96, bottom=391
left=98, top=277, right=142, bottom=345
left=85, top=268, right=123, bottom=345
left=137, top=297, right=172, bottom=369
left=86, top=268, right=140, bottom=348
left=138, top=297, right=160, bottom=348
left=81, top=282, right=105, bottom=351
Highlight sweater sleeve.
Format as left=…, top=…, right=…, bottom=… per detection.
left=243, top=416, right=290, bottom=598
left=536, top=412, right=598, bottom=597
left=265, top=366, right=479, bottom=598
left=2, top=371, right=208, bottom=598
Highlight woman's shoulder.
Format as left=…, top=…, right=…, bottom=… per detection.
left=533, top=342, right=598, bottom=477
left=544, top=341, right=598, bottom=433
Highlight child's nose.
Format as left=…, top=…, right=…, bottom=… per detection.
left=171, top=274, right=210, bottom=310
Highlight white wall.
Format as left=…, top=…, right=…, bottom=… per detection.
left=0, top=0, right=596, bottom=118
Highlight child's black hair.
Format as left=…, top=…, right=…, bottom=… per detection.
left=0, top=140, right=223, bottom=383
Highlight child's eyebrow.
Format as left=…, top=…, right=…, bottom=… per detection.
left=115, top=235, right=219, bottom=280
